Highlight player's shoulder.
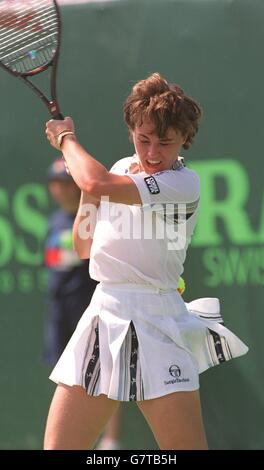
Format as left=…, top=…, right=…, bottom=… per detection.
left=110, top=155, right=135, bottom=174
left=179, top=165, right=200, bottom=184
left=155, top=160, right=200, bottom=183
left=153, top=161, right=200, bottom=200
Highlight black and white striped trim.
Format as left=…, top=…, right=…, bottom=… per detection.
left=145, top=199, right=200, bottom=224
left=118, top=322, right=144, bottom=401
left=81, top=319, right=144, bottom=401
left=82, top=317, right=101, bottom=395
left=206, top=329, right=233, bottom=366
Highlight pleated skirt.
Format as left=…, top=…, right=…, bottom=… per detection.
left=49, top=283, right=248, bottom=401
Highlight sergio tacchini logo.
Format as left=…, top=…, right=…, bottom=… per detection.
left=169, top=364, right=181, bottom=378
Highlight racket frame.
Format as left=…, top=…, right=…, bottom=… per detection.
left=0, top=0, right=63, bottom=118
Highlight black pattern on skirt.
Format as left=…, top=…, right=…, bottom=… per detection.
left=208, top=328, right=232, bottom=364
left=129, top=322, right=139, bottom=401
left=83, top=319, right=144, bottom=400
left=84, top=322, right=100, bottom=392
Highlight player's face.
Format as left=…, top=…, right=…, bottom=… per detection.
left=133, top=118, right=186, bottom=174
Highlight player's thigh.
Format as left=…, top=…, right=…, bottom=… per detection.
left=137, top=390, right=208, bottom=450
left=44, top=384, right=119, bottom=450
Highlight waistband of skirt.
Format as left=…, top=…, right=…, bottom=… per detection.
left=99, top=282, right=176, bottom=295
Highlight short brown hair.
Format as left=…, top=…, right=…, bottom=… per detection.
left=124, top=72, right=202, bottom=149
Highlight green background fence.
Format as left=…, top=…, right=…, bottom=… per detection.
left=0, top=0, right=262, bottom=449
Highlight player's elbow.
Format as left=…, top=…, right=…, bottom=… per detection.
left=81, top=175, right=109, bottom=201
left=78, top=177, right=96, bottom=197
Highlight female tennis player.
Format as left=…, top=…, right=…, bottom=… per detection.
left=44, top=72, right=248, bottom=450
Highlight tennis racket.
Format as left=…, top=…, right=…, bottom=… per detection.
left=0, top=0, right=63, bottom=119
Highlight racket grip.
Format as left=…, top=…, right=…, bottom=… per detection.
left=53, top=112, right=64, bottom=120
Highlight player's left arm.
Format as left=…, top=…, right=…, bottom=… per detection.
left=73, top=191, right=99, bottom=259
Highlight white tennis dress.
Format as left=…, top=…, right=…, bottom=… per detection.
left=49, top=156, right=248, bottom=401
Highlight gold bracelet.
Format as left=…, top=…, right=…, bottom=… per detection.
left=56, top=130, right=75, bottom=149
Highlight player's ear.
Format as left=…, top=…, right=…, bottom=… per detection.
left=181, top=133, right=188, bottom=148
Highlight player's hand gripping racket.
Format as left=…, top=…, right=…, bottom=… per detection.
left=0, top=0, right=63, bottom=119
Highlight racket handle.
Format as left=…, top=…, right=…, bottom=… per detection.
left=53, top=112, right=64, bottom=120
left=49, top=101, right=64, bottom=120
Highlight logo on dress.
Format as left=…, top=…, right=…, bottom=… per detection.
left=144, top=176, right=160, bottom=194
left=169, top=364, right=181, bottom=378
left=164, top=364, right=190, bottom=385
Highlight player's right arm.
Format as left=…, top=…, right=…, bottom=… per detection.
left=73, top=191, right=99, bottom=259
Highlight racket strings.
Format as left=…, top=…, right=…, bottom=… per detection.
left=0, top=2, right=57, bottom=46
left=0, top=0, right=59, bottom=73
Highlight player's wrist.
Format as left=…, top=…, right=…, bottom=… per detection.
left=56, top=130, right=76, bottom=149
